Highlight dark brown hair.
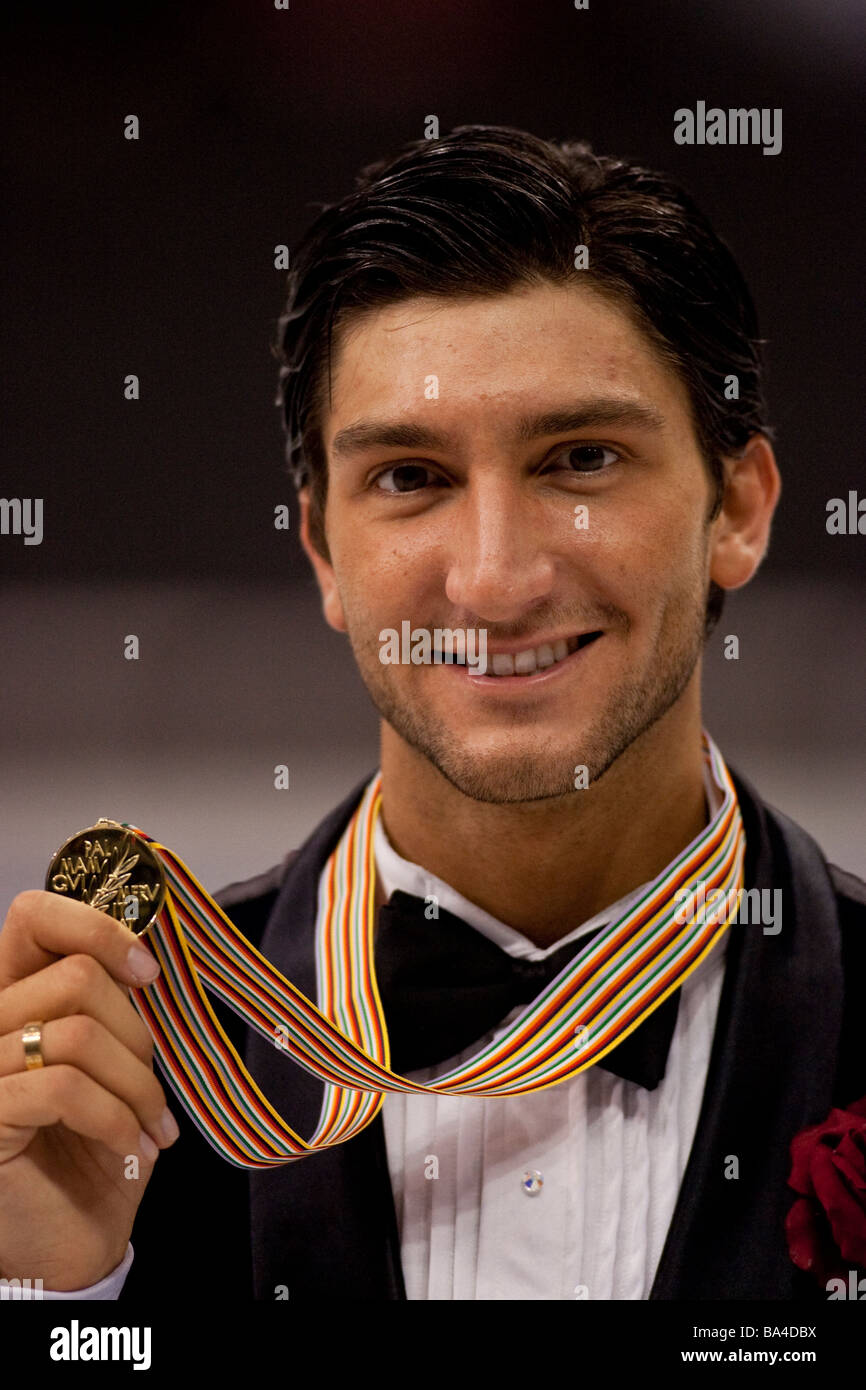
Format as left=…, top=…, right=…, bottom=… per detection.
left=274, top=124, right=774, bottom=634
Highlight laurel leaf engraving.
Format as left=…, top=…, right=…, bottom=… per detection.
left=88, top=848, right=140, bottom=912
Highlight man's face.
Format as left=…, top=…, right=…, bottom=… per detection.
left=307, top=280, right=717, bottom=804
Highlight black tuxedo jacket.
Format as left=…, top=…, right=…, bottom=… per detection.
left=119, top=766, right=866, bottom=1301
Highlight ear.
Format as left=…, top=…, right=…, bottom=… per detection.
left=708, top=433, right=782, bottom=591
left=298, top=489, right=348, bottom=633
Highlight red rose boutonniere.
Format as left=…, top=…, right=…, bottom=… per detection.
left=785, top=1095, right=866, bottom=1296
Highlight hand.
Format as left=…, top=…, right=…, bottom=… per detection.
left=0, top=890, right=179, bottom=1290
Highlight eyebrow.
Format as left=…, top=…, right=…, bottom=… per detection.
left=330, top=397, right=668, bottom=459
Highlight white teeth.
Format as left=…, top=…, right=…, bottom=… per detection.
left=483, top=637, right=582, bottom=677
left=513, top=648, right=538, bottom=675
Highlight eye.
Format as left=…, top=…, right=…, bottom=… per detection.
left=372, top=462, right=442, bottom=494
left=548, top=443, right=620, bottom=474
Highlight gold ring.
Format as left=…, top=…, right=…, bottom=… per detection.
left=22, top=1022, right=45, bottom=1071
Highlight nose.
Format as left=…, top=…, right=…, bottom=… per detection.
left=444, top=474, right=557, bottom=622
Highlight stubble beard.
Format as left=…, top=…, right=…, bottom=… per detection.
left=344, top=582, right=709, bottom=807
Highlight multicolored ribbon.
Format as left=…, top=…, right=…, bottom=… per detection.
left=125, top=730, right=745, bottom=1167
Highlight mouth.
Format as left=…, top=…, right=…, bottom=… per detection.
left=433, top=630, right=604, bottom=682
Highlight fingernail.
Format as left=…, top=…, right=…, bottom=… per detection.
left=154, top=1108, right=180, bottom=1145
left=138, top=1130, right=160, bottom=1163
left=127, top=944, right=160, bottom=984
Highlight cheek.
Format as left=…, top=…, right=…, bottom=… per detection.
left=366, top=528, right=449, bottom=604
left=581, top=495, right=705, bottom=613
left=579, top=504, right=668, bottom=594
left=336, top=542, right=435, bottom=632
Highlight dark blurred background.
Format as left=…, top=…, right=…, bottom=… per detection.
left=2, top=0, right=863, bottom=901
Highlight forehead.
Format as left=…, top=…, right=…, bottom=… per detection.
left=322, top=280, right=694, bottom=441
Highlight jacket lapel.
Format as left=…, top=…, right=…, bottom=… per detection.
left=245, top=773, right=406, bottom=1299
left=649, top=768, right=844, bottom=1299
left=244, top=765, right=845, bottom=1301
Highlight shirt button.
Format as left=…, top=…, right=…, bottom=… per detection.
left=522, top=1170, right=543, bottom=1195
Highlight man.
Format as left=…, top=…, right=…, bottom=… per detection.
left=2, top=125, right=864, bottom=1301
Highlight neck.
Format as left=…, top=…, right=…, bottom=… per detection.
left=376, top=692, right=710, bottom=949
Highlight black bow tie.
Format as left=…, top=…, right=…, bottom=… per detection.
left=374, top=890, right=680, bottom=1090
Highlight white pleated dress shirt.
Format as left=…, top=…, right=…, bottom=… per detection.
left=373, top=763, right=726, bottom=1301
left=42, top=765, right=725, bottom=1300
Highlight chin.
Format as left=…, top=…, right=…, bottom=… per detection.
left=427, top=746, right=581, bottom=805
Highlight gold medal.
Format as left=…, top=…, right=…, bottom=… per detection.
left=45, top=819, right=166, bottom=937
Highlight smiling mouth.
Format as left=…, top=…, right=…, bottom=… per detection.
left=433, top=630, right=603, bottom=677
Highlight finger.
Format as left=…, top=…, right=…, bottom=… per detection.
left=0, top=1017, right=177, bottom=1150
left=0, top=1065, right=164, bottom=1166
left=0, top=954, right=156, bottom=1066
left=0, top=891, right=161, bottom=992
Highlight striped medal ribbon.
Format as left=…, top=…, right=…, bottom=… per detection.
left=125, top=730, right=745, bottom=1167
